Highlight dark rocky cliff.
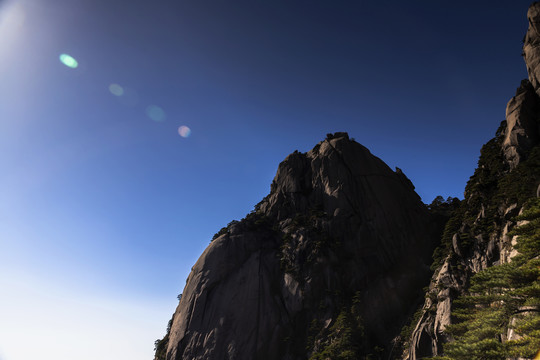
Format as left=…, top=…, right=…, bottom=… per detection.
left=404, top=3, right=540, bottom=359
left=156, top=132, right=444, bottom=360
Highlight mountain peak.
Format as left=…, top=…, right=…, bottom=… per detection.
left=157, top=133, right=441, bottom=360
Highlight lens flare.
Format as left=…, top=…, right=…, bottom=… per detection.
left=108, top=84, right=124, bottom=96
left=178, top=126, right=191, bottom=138
left=59, top=53, right=78, bottom=69
left=146, top=105, right=166, bottom=122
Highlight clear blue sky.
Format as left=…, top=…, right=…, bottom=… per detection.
left=0, top=1, right=533, bottom=359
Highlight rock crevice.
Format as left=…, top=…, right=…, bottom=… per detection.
left=161, top=133, right=440, bottom=360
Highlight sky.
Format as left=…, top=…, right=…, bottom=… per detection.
left=0, top=0, right=534, bottom=359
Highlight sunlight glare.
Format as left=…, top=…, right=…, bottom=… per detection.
left=0, top=2, right=26, bottom=63
left=0, top=2, right=25, bottom=31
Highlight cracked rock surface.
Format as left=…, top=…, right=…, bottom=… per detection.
left=163, top=132, right=439, bottom=360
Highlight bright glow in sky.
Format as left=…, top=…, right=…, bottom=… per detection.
left=0, top=274, right=171, bottom=360
left=59, top=53, right=78, bottom=68
left=0, top=0, right=533, bottom=359
left=0, top=1, right=25, bottom=54
left=178, top=125, right=191, bottom=138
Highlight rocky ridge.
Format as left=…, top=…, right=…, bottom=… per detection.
left=156, top=133, right=444, bottom=360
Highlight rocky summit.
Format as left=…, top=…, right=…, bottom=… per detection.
left=155, top=3, right=540, bottom=360
left=155, top=132, right=444, bottom=360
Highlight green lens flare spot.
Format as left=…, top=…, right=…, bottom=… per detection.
left=59, top=53, right=78, bottom=69
left=146, top=105, right=166, bottom=122
left=109, top=83, right=124, bottom=96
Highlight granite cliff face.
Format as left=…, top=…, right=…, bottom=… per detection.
left=405, top=3, right=540, bottom=358
left=156, top=133, right=443, bottom=360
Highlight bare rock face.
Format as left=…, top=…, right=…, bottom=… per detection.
left=511, top=2, right=540, bottom=168
left=524, top=2, right=540, bottom=96
left=161, top=133, right=440, bottom=360
left=503, top=80, right=540, bottom=169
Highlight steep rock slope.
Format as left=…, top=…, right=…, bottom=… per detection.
left=157, top=133, right=442, bottom=360
left=405, top=4, right=540, bottom=358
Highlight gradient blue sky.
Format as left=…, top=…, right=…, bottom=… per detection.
left=0, top=1, right=534, bottom=359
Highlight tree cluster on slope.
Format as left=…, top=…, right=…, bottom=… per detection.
left=433, top=198, right=540, bottom=360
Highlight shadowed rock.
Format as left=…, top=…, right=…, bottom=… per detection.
left=162, top=133, right=439, bottom=360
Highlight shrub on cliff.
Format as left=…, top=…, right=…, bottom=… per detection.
left=434, top=198, right=540, bottom=360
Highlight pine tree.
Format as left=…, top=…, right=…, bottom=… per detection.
left=434, top=198, right=540, bottom=360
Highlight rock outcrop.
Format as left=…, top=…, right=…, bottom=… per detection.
left=157, top=132, right=443, bottom=360
left=503, top=80, right=540, bottom=169
left=524, top=2, right=540, bottom=96
left=405, top=4, right=540, bottom=358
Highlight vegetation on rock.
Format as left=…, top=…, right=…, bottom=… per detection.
left=433, top=198, right=540, bottom=359
left=154, top=314, right=174, bottom=360
left=308, top=293, right=387, bottom=360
